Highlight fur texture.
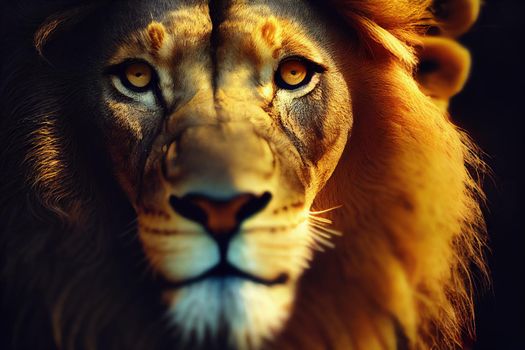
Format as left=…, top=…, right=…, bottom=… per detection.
left=0, top=1, right=485, bottom=349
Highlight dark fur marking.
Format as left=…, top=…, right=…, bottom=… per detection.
left=141, top=207, right=171, bottom=219
left=139, top=225, right=182, bottom=236
left=394, top=317, right=410, bottom=350
left=208, top=0, right=228, bottom=93
left=291, top=202, right=304, bottom=208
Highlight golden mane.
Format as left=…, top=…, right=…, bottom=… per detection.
left=272, top=0, right=487, bottom=349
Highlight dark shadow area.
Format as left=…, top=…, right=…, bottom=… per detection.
left=450, top=1, right=525, bottom=348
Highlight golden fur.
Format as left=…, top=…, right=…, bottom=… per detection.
left=0, top=1, right=486, bottom=349
left=273, top=1, right=487, bottom=349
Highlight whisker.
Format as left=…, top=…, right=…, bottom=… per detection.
left=308, top=222, right=339, bottom=249
left=310, top=233, right=336, bottom=249
left=118, top=217, right=139, bottom=241
left=308, top=215, right=333, bottom=224
left=308, top=205, right=342, bottom=215
left=307, top=207, right=343, bottom=249
left=309, top=227, right=332, bottom=239
left=308, top=221, right=342, bottom=236
left=138, top=255, right=158, bottom=279
left=306, top=236, right=326, bottom=252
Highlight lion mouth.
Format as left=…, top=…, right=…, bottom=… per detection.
left=158, top=262, right=289, bottom=289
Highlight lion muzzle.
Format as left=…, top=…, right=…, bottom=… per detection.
left=163, top=123, right=275, bottom=198
left=155, top=122, right=284, bottom=281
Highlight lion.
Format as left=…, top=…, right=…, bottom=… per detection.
left=0, top=0, right=486, bottom=349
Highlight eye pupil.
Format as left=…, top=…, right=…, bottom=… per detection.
left=124, top=62, right=153, bottom=89
left=276, top=59, right=311, bottom=89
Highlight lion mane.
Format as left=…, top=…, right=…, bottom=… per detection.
left=0, top=1, right=486, bottom=349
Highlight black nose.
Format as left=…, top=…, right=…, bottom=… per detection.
left=169, top=192, right=272, bottom=238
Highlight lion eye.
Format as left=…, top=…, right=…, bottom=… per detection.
left=276, top=59, right=311, bottom=89
left=123, top=62, right=153, bottom=90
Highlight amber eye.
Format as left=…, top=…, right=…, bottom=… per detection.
left=276, top=58, right=312, bottom=89
left=124, top=62, right=153, bottom=90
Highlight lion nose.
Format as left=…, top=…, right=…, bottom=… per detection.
left=169, top=192, right=272, bottom=237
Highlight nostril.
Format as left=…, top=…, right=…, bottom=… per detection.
left=236, top=192, right=272, bottom=223
left=169, top=195, right=208, bottom=226
left=169, top=192, right=272, bottom=236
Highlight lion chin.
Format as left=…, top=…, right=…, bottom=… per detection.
left=164, top=278, right=293, bottom=349
left=0, top=0, right=486, bottom=350
left=139, top=205, right=313, bottom=349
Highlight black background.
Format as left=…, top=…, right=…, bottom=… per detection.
left=451, top=0, right=525, bottom=349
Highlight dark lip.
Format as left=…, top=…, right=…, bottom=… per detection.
left=158, top=262, right=289, bottom=289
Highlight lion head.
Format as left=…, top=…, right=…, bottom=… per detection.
left=0, top=0, right=486, bottom=349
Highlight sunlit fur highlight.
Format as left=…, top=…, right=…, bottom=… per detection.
left=270, top=2, right=486, bottom=349
left=276, top=63, right=486, bottom=349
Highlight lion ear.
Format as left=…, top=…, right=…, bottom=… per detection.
left=415, top=36, right=471, bottom=109
left=431, top=0, right=481, bottom=37
left=415, top=0, right=481, bottom=108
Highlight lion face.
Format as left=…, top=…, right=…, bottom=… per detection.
left=100, top=0, right=351, bottom=347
